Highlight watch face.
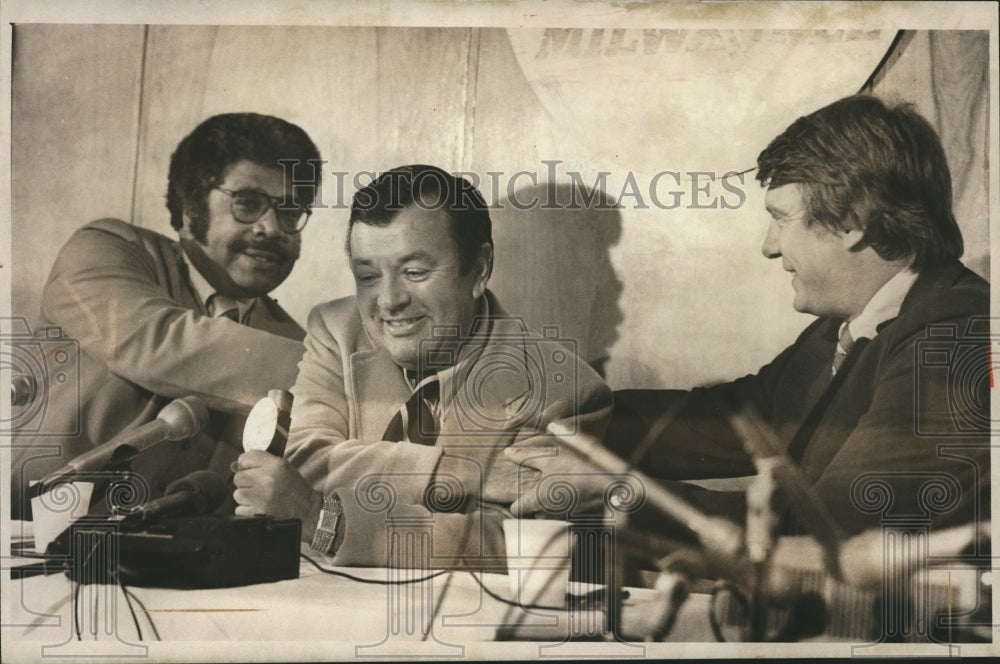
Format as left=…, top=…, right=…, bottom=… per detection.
left=243, top=396, right=279, bottom=451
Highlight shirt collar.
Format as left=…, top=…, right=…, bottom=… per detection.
left=180, top=247, right=257, bottom=319
left=844, top=268, right=919, bottom=341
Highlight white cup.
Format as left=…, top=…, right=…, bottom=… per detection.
left=30, top=481, right=94, bottom=553
left=502, top=518, right=572, bottom=608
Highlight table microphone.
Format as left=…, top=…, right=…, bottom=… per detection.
left=546, top=420, right=746, bottom=563
left=35, top=396, right=210, bottom=494
left=133, top=470, right=228, bottom=521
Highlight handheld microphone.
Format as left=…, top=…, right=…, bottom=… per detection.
left=37, top=396, right=210, bottom=493
left=242, top=389, right=293, bottom=456
left=134, top=470, right=228, bottom=521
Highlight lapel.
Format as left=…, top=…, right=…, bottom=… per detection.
left=782, top=262, right=974, bottom=477
left=346, top=294, right=537, bottom=446
left=437, top=316, right=536, bottom=439
left=351, top=348, right=413, bottom=442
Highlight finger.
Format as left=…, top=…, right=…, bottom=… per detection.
left=236, top=449, right=273, bottom=470
left=232, top=487, right=262, bottom=507
left=234, top=504, right=260, bottom=517
left=232, top=470, right=256, bottom=488
left=517, top=467, right=542, bottom=488
left=504, top=444, right=559, bottom=464
left=509, top=492, right=540, bottom=517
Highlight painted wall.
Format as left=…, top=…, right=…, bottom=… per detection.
left=10, top=26, right=989, bottom=392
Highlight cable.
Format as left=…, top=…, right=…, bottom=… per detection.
left=300, top=553, right=449, bottom=585
left=73, top=580, right=82, bottom=641
left=467, top=571, right=563, bottom=611
left=123, top=586, right=160, bottom=641
left=71, top=535, right=103, bottom=641
left=117, top=574, right=143, bottom=641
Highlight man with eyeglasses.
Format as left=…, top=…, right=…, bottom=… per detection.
left=10, top=113, right=320, bottom=518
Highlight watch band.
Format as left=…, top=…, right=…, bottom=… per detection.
left=310, top=494, right=343, bottom=554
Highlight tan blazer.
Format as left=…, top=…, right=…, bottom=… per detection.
left=11, top=218, right=305, bottom=517
left=286, top=290, right=613, bottom=569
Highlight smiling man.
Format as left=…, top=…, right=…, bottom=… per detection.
left=510, top=95, right=989, bottom=550
left=232, top=165, right=612, bottom=568
left=10, top=113, right=320, bottom=518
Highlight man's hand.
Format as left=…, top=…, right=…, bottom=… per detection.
left=481, top=455, right=541, bottom=505
left=505, top=441, right=610, bottom=516
left=232, top=450, right=324, bottom=537
left=434, top=450, right=541, bottom=506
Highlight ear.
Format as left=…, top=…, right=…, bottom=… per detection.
left=178, top=211, right=195, bottom=241
left=471, top=242, right=494, bottom=300
left=840, top=229, right=866, bottom=252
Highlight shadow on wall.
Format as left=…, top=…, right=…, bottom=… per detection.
left=489, top=182, right=624, bottom=378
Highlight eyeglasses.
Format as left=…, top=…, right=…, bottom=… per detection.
left=214, top=187, right=311, bottom=234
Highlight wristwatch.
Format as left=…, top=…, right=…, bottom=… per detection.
left=310, top=494, right=343, bottom=555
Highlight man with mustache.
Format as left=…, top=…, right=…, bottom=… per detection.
left=10, top=113, right=320, bottom=518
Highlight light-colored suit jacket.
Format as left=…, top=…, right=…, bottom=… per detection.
left=286, top=290, right=613, bottom=569
left=11, top=218, right=305, bottom=517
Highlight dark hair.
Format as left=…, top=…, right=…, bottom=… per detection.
left=166, top=113, right=322, bottom=239
left=756, top=95, right=963, bottom=270
left=347, top=165, right=493, bottom=274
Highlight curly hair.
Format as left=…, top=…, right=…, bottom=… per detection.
left=166, top=113, right=321, bottom=241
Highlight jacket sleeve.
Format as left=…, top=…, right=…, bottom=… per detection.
left=42, top=221, right=305, bottom=412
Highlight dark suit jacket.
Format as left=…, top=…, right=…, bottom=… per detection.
left=11, top=219, right=306, bottom=518
left=607, top=260, right=989, bottom=538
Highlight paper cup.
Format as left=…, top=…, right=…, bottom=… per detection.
left=502, top=518, right=571, bottom=608
left=30, top=481, right=94, bottom=553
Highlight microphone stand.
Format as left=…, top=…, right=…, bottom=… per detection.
left=744, top=457, right=778, bottom=642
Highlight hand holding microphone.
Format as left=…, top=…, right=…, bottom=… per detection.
left=234, top=389, right=322, bottom=536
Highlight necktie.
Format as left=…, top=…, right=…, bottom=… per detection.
left=382, top=377, right=440, bottom=446
left=831, top=324, right=854, bottom=375
left=209, top=294, right=240, bottom=322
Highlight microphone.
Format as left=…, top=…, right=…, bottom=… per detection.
left=242, top=389, right=293, bottom=456
left=546, top=420, right=746, bottom=563
left=37, top=396, right=210, bottom=492
left=133, top=470, right=228, bottom=521
left=11, top=372, right=37, bottom=407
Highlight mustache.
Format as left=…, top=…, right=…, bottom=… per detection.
left=230, top=237, right=297, bottom=262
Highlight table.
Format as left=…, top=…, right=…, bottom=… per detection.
left=4, top=522, right=993, bottom=661
left=3, top=531, right=719, bottom=661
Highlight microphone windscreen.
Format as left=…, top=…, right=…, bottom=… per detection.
left=165, top=470, right=228, bottom=515
left=156, top=396, right=210, bottom=440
